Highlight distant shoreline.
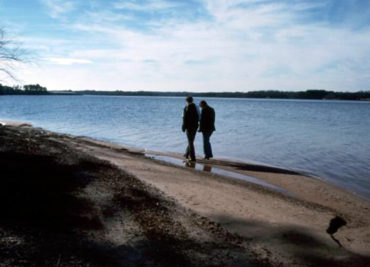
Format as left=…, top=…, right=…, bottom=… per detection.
left=1, top=89, right=370, bottom=101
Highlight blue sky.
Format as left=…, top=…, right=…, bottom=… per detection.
left=1, top=0, right=370, bottom=91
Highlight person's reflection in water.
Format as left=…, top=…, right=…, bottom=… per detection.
left=203, top=164, right=212, bottom=172
left=185, top=161, right=196, bottom=168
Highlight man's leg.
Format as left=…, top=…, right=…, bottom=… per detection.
left=186, top=129, right=196, bottom=161
left=184, top=145, right=189, bottom=159
left=203, top=131, right=213, bottom=159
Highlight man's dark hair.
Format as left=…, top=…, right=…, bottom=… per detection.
left=186, top=96, right=193, bottom=103
left=200, top=100, right=207, bottom=106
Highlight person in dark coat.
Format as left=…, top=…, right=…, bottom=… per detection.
left=182, top=96, right=199, bottom=162
left=199, top=100, right=215, bottom=160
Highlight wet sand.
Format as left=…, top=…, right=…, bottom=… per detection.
left=1, top=122, right=369, bottom=266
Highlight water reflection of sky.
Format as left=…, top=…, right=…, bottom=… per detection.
left=147, top=154, right=291, bottom=195
left=1, top=95, right=369, bottom=199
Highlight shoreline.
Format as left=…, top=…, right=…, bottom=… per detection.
left=1, top=118, right=367, bottom=201
left=2, top=90, right=370, bottom=101
left=1, top=122, right=370, bottom=266
left=0, top=119, right=328, bottom=196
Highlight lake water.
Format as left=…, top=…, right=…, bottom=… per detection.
left=1, top=95, right=369, bottom=199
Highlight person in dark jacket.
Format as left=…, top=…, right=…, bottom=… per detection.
left=199, top=100, right=215, bottom=160
left=182, top=96, right=199, bottom=162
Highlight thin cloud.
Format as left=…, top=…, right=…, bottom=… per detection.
left=47, top=57, right=92, bottom=65
left=113, top=0, right=180, bottom=11
left=39, top=0, right=75, bottom=18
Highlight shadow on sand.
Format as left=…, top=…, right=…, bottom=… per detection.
left=0, top=126, right=251, bottom=266
left=0, top=151, right=115, bottom=266
left=211, top=214, right=370, bottom=267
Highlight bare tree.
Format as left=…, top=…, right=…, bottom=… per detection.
left=0, top=28, right=25, bottom=81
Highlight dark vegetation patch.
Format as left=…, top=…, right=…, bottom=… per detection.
left=0, top=126, right=118, bottom=266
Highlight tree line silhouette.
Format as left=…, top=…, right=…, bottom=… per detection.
left=1, top=85, right=369, bottom=100
left=0, top=83, right=48, bottom=95
left=75, top=89, right=370, bottom=101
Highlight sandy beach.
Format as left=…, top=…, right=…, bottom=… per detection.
left=0, top=122, right=369, bottom=266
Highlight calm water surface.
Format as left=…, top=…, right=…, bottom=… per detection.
left=1, top=95, right=369, bottom=199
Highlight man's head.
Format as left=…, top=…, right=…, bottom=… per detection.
left=186, top=96, right=193, bottom=104
left=199, top=100, right=207, bottom=109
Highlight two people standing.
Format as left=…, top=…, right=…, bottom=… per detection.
left=182, top=96, right=215, bottom=162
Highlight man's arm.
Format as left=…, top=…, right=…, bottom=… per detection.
left=182, top=107, right=187, bottom=132
left=191, top=104, right=199, bottom=125
left=198, top=109, right=204, bottom=132
left=211, top=108, right=215, bottom=130
left=212, top=108, right=215, bottom=124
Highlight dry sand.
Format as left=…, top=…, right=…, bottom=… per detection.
left=1, top=122, right=369, bottom=266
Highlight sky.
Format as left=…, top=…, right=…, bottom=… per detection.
left=0, top=0, right=370, bottom=92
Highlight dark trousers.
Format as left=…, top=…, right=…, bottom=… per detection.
left=202, top=131, right=213, bottom=158
left=185, top=129, right=197, bottom=161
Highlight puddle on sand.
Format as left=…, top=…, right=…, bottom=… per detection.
left=146, top=154, right=291, bottom=195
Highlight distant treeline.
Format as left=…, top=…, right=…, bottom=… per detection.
left=1, top=85, right=370, bottom=100
left=0, top=84, right=48, bottom=95
left=77, top=89, right=370, bottom=100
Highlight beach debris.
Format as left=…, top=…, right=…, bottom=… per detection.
left=327, top=216, right=347, bottom=247
left=327, top=216, right=347, bottom=235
